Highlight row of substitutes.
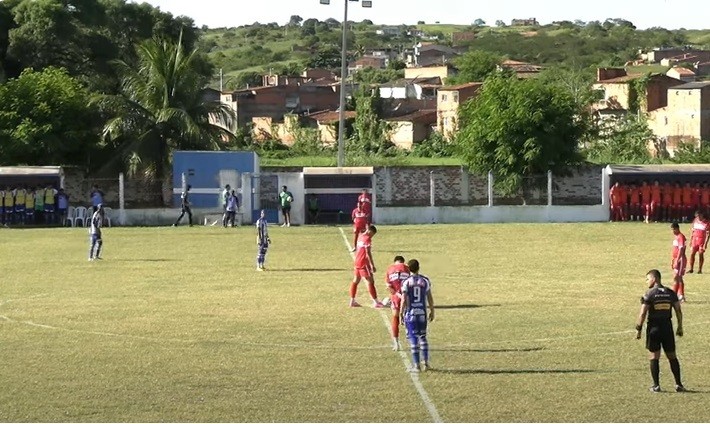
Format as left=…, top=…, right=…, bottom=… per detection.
left=610, top=181, right=710, bottom=223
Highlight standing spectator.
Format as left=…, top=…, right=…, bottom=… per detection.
left=687, top=211, right=709, bottom=274
left=670, top=222, right=687, bottom=302
left=640, top=181, right=652, bottom=224
left=173, top=185, right=193, bottom=227
left=635, top=269, right=685, bottom=393
left=255, top=209, right=270, bottom=271
left=650, top=180, right=662, bottom=222
left=225, top=189, right=240, bottom=227
left=0, top=188, right=6, bottom=226
left=3, top=186, right=14, bottom=225
left=44, top=185, right=58, bottom=225
left=609, top=181, right=625, bottom=222
left=400, top=259, right=435, bottom=372
left=90, top=184, right=104, bottom=212
left=14, top=186, right=26, bottom=225
left=221, top=184, right=231, bottom=227
left=57, top=188, right=70, bottom=227
left=357, top=188, right=373, bottom=224
left=34, top=186, right=45, bottom=225
left=681, top=182, right=694, bottom=223
left=671, top=182, right=683, bottom=223
left=25, top=187, right=35, bottom=225
left=278, top=185, right=293, bottom=227
left=307, top=195, right=320, bottom=224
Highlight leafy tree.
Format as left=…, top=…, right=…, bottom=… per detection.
left=455, top=75, right=585, bottom=196
left=417, top=20, right=425, bottom=25
left=672, top=141, right=710, bottom=164
left=350, top=87, right=395, bottom=155
left=0, top=67, right=99, bottom=167
left=495, top=20, right=506, bottom=27
left=352, top=67, right=403, bottom=84
left=447, top=50, right=502, bottom=84
left=288, top=15, right=303, bottom=27
left=473, top=18, right=486, bottom=27
left=307, top=44, right=342, bottom=69
left=95, top=36, right=235, bottom=183
left=583, top=116, right=656, bottom=164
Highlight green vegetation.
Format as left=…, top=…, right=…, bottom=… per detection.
left=3, top=224, right=710, bottom=421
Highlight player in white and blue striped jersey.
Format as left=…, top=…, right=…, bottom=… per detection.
left=256, top=209, right=270, bottom=271
left=89, top=204, right=105, bottom=261
left=400, top=259, right=435, bottom=372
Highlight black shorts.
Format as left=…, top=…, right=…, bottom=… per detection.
left=646, top=323, right=675, bottom=353
left=281, top=206, right=291, bottom=213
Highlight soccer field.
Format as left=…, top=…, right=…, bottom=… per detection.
left=2, top=223, right=710, bottom=422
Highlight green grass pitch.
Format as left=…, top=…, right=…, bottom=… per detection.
left=2, top=223, right=710, bottom=422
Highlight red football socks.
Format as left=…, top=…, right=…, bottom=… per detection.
left=367, top=282, right=378, bottom=300
left=391, top=315, right=399, bottom=338
left=349, top=282, right=358, bottom=298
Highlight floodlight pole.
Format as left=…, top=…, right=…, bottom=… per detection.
left=336, top=0, right=349, bottom=168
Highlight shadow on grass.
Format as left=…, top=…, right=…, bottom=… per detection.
left=437, top=304, right=501, bottom=310
left=267, top=268, right=350, bottom=272
left=433, top=368, right=596, bottom=375
left=380, top=250, right=431, bottom=254
left=113, top=259, right=179, bottom=262
left=434, top=347, right=544, bottom=353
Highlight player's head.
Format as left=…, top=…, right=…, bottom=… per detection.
left=225, top=184, right=230, bottom=189
left=393, top=255, right=405, bottom=263
left=646, top=269, right=661, bottom=287
left=362, top=188, right=369, bottom=194
left=641, top=180, right=648, bottom=186
left=685, top=181, right=691, bottom=187
left=260, top=209, right=265, bottom=218
left=654, top=180, right=659, bottom=186
left=695, top=210, right=703, bottom=219
left=186, top=184, right=192, bottom=191
left=671, top=221, right=680, bottom=234
left=613, top=181, right=619, bottom=187
left=281, top=185, right=287, bottom=191
left=407, top=259, right=420, bottom=274
left=367, top=225, right=377, bottom=236
left=231, top=189, right=236, bottom=195
left=97, top=204, right=104, bottom=213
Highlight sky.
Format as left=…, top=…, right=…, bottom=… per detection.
left=130, top=0, right=707, bottom=30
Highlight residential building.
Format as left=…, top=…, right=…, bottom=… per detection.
left=404, top=64, right=456, bottom=83
left=591, top=68, right=684, bottom=121
left=452, top=31, right=476, bottom=45
left=648, top=82, right=710, bottom=155
left=499, top=59, right=543, bottom=79
left=659, top=52, right=710, bottom=67
left=511, top=18, right=539, bottom=26
left=644, top=47, right=710, bottom=64
left=697, top=62, right=710, bottom=78
left=407, top=29, right=425, bottom=37
left=379, top=77, right=442, bottom=100
left=303, top=110, right=357, bottom=144
left=349, top=55, right=388, bottom=74
left=406, top=43, right=459, bottom=68
left=667, top=66, right=696, bottom=83
left=437, top=82, right=483, bottom=138
left=376, top=26, right=402, bottom=36
left=251, top=115, right=300, bottom=145
left=385, top=109, right=437, bottom=150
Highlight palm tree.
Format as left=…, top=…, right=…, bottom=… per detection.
left=95, top=34, right=235, bottom=189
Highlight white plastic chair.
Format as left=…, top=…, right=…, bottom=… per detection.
left=66, top=206, right=75, bottom=227
left=74, top=206, right=88, bottom=228
left=103, top=207, right=113, bottom=227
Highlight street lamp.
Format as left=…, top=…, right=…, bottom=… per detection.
left=320, top=0, right=373, bottom=168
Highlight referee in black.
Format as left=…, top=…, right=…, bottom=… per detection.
left=635, top=269, right=685, bottom=392
left=173, top=184, right=193, bottom=227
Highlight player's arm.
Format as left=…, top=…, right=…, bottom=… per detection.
left=677, top=244, right=686, bottom=267
left=366, top=246, right=376, bottom=273
left=672, top=301, right=683, bottom=337
left=704, top=228, right=709, bottom=251
left=635, top=303, right=649, bottom=339
left=427, top=290, right=435, bottom=322
left=400, top=291, right=408, bottom=324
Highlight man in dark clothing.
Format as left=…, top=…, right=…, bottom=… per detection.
left=173, top=185, right=193, bottom=227
left=635, top=269, right=685, bottom=393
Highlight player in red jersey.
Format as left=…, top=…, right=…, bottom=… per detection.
left=351, top=202, right=368, bottom=252
left=349, top=225, right=384, bottom=308
left=661, top=182, right=673, bottom=222
left=670, top=222, right=687, bottom=302
left=385, top=255, right=410, bottom=351
left=650, top=180, right=662, bottom=223
left=701, top=182, right=710, bottom=217
left=609, top=182, right=625, bottom=221
left=640, top=181, right=652, bottom=223
left=628, top=183, right=641, bottom=221
left=688, top=211, right=709, bottom=274
left=681, top=182, right=695, bottom=223
left=671, top=182, right=683, bottom=223
left=357, top=188, right=372, bottom=224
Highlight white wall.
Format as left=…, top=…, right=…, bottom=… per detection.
left=375, top=205, right=609, bottom=225
left=118, top=208, right=225, bottom=226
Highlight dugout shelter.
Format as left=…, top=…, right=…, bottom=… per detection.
left=606, top=164, right=710, bottom=185
left=0, top=166, right=64, bottom=189
left=303, top=167, right=373, bottom=224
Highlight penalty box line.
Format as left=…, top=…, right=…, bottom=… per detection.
left=338, top=227, right=443, bottom=424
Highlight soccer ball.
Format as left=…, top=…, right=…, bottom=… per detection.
left=381, top=297, right=391, bottom=307
left=287, top=196, right=293, bottom=202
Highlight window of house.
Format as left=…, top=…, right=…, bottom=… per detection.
left=452, top=92, right=459, bottom=102
left=664, top=116, right=668, bottom=125
left=441, top=94, right=448, bottom=101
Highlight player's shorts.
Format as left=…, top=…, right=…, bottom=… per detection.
left=672, top=203, right=683, bottom=209
left=390, top=293, right=402, bottom=311
left=90, top=233, right=102, bottom=244
left=404, top=314, right=428, bottom=338
left=26, top=208, right=34, bottom=216
left=0, top=207, right=4, bottom=215
left=646, top=323, right=675, bottom=353
left=44, top=204, right=55, bottom=213
left=281, top=206, right=291, bottom=213
left=354, top=266, right=373, bottom=279
left=673, top=257, right=687, bottom=276
left=3, top=207, right=12, bottom=214
left=691, top=237, right=706, bottom=251
left=353, top=224, right=366, bottom=233
left=14, top=205, right=24, bottom=213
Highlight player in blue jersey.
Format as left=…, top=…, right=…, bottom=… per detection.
left=400, top=259, right=435, bottom=372
left=89, top=204, right=105, bottom=261
left=256, top=209, right=271, bottom=271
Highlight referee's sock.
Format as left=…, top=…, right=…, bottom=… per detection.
left=650, top=359, right=660, bottom=387
left=669, top=358, right=682, bottom=386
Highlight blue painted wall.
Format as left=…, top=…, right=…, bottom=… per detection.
left=172, top=151, right=259, bottom=207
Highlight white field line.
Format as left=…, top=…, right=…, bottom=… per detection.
left=338, top=227, right=443, bottom=423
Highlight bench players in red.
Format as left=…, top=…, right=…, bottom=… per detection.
left=349, top=225, right=384, bottom=309
left=701, top=183, right=710, bottom=218
left=385, top=256, right=410, bottom=351
left=670, top=222, right=687, bottom=302
left=357, top=188, right=372, bottom=224
left=640, top=181, right=652, bottom=223
left=609, top=182, right=625, bottom=221
left=351, top=202, right=368, bottom=252
left=628, top=182, right=641, bottom=221
left=650, top=180, right=662, bottom=223
left=688, top=211, right=709, bottom=274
